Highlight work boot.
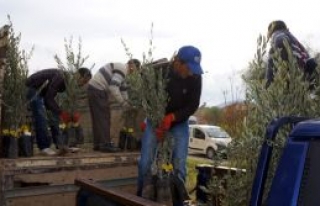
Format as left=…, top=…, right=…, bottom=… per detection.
left=99, top=142, right=120, bottom=153
left=93, top=145, right=100, bottom=151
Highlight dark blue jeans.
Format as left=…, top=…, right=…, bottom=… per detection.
left=27, top=88, right=59, bottom=150
left=47, top=109, right=65, bottom=148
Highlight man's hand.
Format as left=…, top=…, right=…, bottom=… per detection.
left=72, top=111, right=81, bottom=123
left=160, top=113, right=175, bottom=131
left=154, top=113, right=175, bottom=141
left=140, top=121, right=147, bottom=132
left=59, top=111, right=70, bottom=123
left=155, top=127, right=166, bottom=142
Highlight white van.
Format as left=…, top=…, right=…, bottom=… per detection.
left=188, top=124, right=232, bottom=159
left=188, top=115, right=198, bottom=125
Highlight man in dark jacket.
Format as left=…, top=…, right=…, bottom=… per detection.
left=26, top=68, right=91, bottom=155
left=137, top=46, right=203, bottom=206
left=266, top=20, right=317, bottom=88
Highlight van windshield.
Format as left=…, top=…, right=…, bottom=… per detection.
left=206, top=127, right=230, bottom=138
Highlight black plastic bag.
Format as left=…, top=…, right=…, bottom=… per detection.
left=3, top=135, right=18, bottom=158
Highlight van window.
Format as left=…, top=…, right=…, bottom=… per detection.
left=206, top=127, right=230, bottom=138
left=194, top=128, right=205, bottom=140
left=189, top=116, right=198, bottom=124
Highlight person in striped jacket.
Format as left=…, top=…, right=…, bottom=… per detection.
left=88, top=60, right=140, bottom=152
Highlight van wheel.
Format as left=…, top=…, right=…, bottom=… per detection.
left=206, top=148, right=215, bottom=159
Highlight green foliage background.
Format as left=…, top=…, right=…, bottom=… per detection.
left=122, top=24, right=169, bottom=129
left=2, top=16, right=32, bottom=130
left=54, top=37, right=92, bottom=115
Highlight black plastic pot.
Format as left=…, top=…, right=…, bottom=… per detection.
left=2, top=135, right=18, bottom=158
left=118, top=129, right=139, bottom=151
left=18, top=134, right=34, bottom=157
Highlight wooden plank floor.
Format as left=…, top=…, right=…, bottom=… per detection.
left=0, top=151, right=141, bottom=206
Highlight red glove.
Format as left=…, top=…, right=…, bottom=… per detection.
left=72, top=112, right=81, bottom=123
left=140, top=122, right=147, bottom=132
left=59, top=111, right=70, bottom=123
left=159, top=113, right=175, bottom=131
left=155, top=127, right=166, bottom=142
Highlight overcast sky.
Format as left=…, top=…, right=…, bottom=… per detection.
left=1, top=0, right=320, bottom=106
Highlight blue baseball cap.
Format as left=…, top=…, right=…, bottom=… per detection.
left=177, top=45, right=203, bottom=75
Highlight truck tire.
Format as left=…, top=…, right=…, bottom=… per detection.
left=206, top=148, right=215, bottom=159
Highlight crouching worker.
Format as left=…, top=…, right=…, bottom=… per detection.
left=26, top=68, right=92, bottom=156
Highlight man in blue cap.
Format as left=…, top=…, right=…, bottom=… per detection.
left=137, top=45, right=203, bottom=206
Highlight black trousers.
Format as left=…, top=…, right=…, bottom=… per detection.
left=87, top=85, right=111, bottom=148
